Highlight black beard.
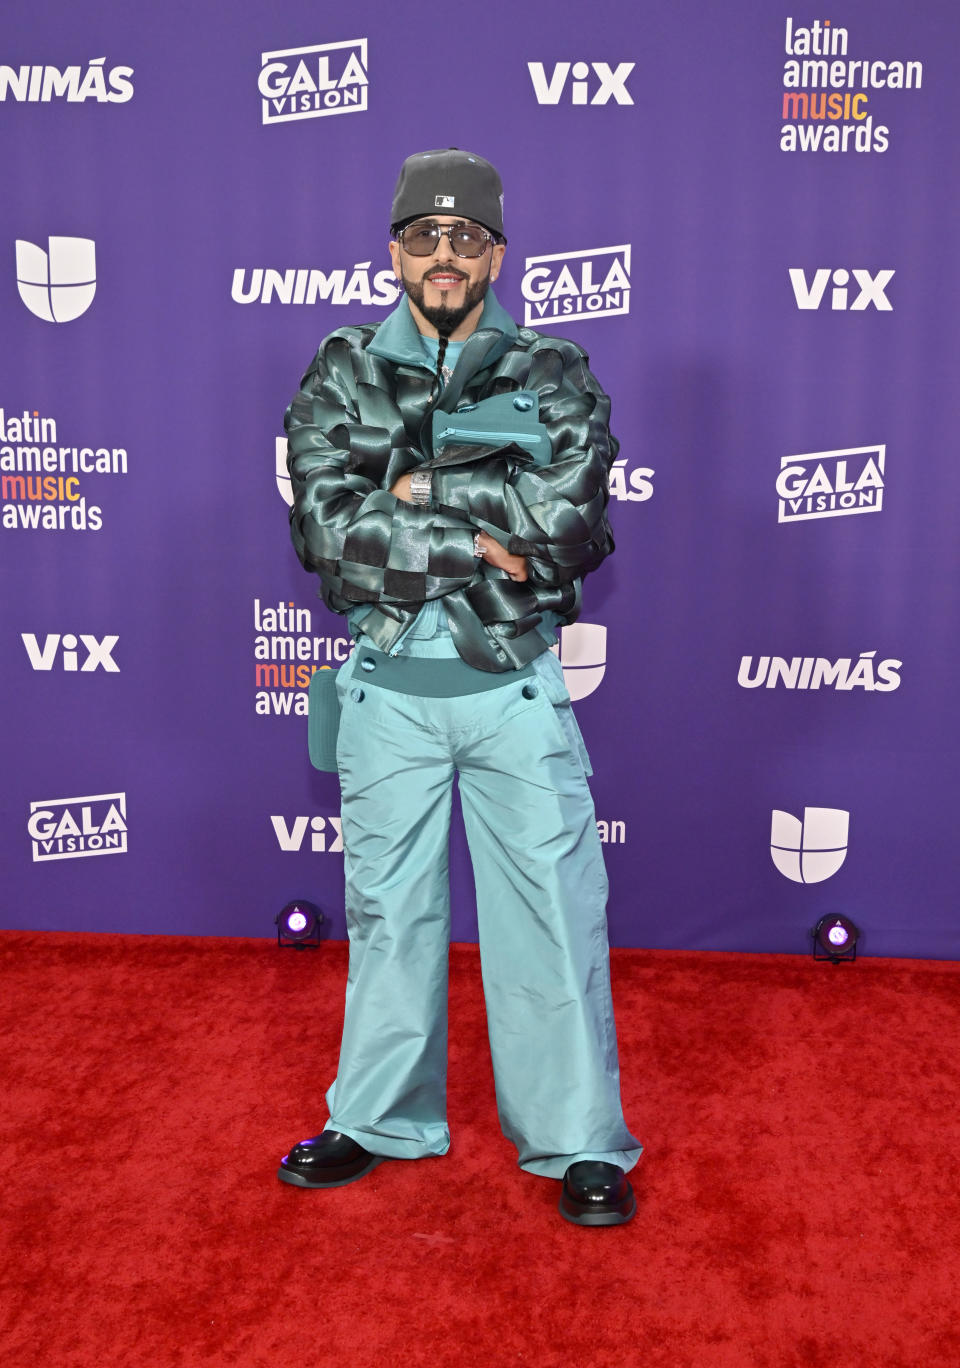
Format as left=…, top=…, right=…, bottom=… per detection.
left=402, top=265, right=491, bottom=337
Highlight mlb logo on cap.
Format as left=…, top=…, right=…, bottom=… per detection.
left=435, top=194, right=456, bottom=208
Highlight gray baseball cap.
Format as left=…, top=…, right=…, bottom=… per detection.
left=390, top=148, right=505, bottom=240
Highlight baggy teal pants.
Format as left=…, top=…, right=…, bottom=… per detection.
left=324, top=637, right=641, bottom=1180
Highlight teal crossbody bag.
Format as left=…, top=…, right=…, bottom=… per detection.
left=430, top=391, right=551, bottom=466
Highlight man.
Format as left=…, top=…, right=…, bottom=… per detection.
left=279, top=148, right=640, bottom=1225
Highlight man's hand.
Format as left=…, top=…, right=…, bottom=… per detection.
left=390, top=477, right=527, bottom=580
left=476, top=531, right=528, bottom=582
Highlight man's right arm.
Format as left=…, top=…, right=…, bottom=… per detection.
left=285, top=339, right=482, bottom=612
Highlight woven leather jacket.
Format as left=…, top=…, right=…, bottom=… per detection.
left=285, top=289, right=618, bottom=673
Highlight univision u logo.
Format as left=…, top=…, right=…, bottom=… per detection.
left=552, top=623, right=607, bottom=701
left=16, top=236, right=96, bottom=322
left=770, top=807, right=849, bottom=884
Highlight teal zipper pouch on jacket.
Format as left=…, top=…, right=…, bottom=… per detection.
left=431, top=391, right=551, bottom=467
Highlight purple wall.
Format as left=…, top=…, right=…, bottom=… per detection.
left=2, top=0, right=957, bottom=956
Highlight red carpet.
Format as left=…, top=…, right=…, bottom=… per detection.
left=1, top=931, right=959, bottom=1367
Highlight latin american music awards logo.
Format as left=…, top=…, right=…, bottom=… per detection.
left=1, top=404, right=128, bottom=533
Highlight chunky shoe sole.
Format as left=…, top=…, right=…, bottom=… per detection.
left=277, top=1155, right=385, bottom=1189
left=558, top=1190, right=636, bottom=1226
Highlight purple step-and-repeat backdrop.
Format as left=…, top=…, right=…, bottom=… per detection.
left=2, top=0, right=957, bottom=956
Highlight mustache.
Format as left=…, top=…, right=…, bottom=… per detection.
left=424, top=266, right=469, bottom=281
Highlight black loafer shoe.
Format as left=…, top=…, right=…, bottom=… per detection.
left=277, top=1130, right=385, bottom=1188
left=558, top=1160, right=636, bottom=1226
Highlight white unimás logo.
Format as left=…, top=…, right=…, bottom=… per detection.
left=609, top=458, right=653, bottom=503
left=770, top=807, right=849, bottom=884
left=271, top=815, right=343, bottom=853
left=739, top=652, right=901, bottom=691
left=552, top=623, right=606, bottom=701
left=22, top=633, right=119, bottom=672
left=232, top=263, right=398, bottom=307
left=0, top=59, right=134, bottom=103
left=259, top=40, right=368, bottom=123
left=528, top=62, right=634, bottom=105
left=16, top=238, right=96, bottom=323
left=789, top=268, right=894, bottom=311
left=522, top=245, right=630, bottom=327
left=777, top=444, right=884, bottom=523
left=28, top=792, right=127, bottom=862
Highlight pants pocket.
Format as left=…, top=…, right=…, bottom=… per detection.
left=530, top=651, right=593, bottom=776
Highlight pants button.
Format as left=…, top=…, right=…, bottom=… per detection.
left=350, top=687, right=365, bottom=702
left=522, top=683, right=538, bottom=700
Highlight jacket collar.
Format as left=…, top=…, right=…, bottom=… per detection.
left=366, top=287, right=518, bottom=369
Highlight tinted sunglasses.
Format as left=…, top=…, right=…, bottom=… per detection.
left=397, top=219, right=494, bottom=259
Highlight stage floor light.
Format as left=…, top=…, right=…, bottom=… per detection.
left=813, top=914, right=860, bottom=962
left=276, top=900, right=325, bottom=949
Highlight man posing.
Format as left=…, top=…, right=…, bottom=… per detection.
left=279, top=148, right=640, bottom=1225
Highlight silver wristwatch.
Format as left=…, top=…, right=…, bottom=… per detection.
left=409, top=469, right=433, bottom=507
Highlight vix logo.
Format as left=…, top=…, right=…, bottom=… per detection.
left=21, top=633, right=119, bottom=672
left=770, top=807, right=849, bottom=884
left=789, top=268, right=894, bottom=311
left=528, top=61, right=634, bottom=105
left=16, top=237, right=96, bottom=323
left=552, top=623, right=606, bottom=701
left=271, top=815, right=343, bottom=853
